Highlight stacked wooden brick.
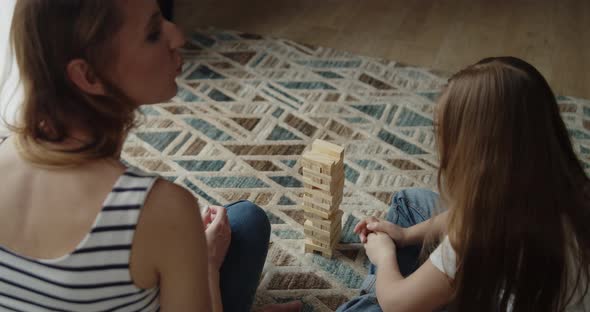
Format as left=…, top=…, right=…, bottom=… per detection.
left=301, top=139, right=344, bottom=258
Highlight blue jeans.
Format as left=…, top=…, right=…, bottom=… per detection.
left=220, top=200, right=271, bottom=312
left=336, top=189, right=440, bottom=312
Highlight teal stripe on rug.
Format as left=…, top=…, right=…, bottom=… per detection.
left=378, top=129, right=428, bottom=155
left=268, top=84, right=304, bottom=105
left=310, top=256, right=364, bottom=289
left=344, top=164, right=360, bottom=184
left=184, top=118, right=234, bottom=141
left=187, top=65, right=225, bottom=80
left=266, top=211, right=285, bottom=224
left=135, top=131, right=180, bottom=152
left=396, top=107, right=433, bottom=127
left=352, top=104, right=386, bottom=119
left=268, top=126, right=301, bottom=140
left=183, top=178, right=221, bottom=206
left=280, top=160, right=297, bottom=168
left=341, top=215, right=361, bottom=244
left=273, top=108, right=285, bottom=118
left=278, top=81, right=336, bottom=90
left=315, top=71, right=344, bottom=79
left=169, top=133, right=192, bottom=155
left=196, top=176, right=269, bottom=188
left=262, top=90, right=299, bottom=110
left=176, top=160, right=226, bottom=171
left=139, top=106, right=160, bottom=116
left=270, top=176, right=303, bottom=188
left=176, top=88, right=201, bottom=102
left=272, top=229, right=305, bottom=239
left=209, top=89, right=234, bottom=101
left=278, top=196, right=297, bottom=205
left=190, top=33, right=215, bottom=47
left=355, top=160, right=385, bottom=170
left=296, top=60, right=362, bottom=68
left=569, top=129, right=590, bottom=140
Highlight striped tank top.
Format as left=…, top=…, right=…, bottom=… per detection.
left=0, top=167, right=161, bottom=311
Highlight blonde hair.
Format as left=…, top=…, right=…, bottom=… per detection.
left=10, top=0, right=137, bottom=167
left=437, top=57, right=589, bottom=311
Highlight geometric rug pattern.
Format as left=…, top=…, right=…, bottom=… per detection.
left=121, top=29, right=590, bottom=311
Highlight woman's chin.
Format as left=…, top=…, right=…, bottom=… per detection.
left=142, top=93, right=177, bottom=105
left=139, top=82, right=180, bottom=105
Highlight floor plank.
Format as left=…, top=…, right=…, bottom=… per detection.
left=174, top=0, right=589, bottom=98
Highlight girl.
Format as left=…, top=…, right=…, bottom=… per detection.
left=0, top=1, right=277, bottom=311
left=340, top=57, right=590, bottom=312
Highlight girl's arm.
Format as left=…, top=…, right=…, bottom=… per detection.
left=358, top=211, right=449, bottom=247
left=403, top=211, right=449, bottom=246
left=365, top=232, right=453, bottom=312
left=376, top=257, right=453, bottom=312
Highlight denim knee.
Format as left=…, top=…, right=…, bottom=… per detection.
left=387, top=188, right=438, bottom=225
left=391, top=188, right=438, bottom=205
left=228, top=200, right=271, bottom=242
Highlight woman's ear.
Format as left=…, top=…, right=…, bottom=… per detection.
left=66, top=59, right=106, bottom=96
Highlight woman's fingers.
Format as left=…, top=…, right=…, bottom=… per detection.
left=201, top=206, right=213, bottom=227
left=209, top=206, right=228, bottom=229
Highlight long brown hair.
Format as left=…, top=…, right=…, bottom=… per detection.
left=9, top=0, right=137, bottom=167
left=437, top=57, right=590, bottom=311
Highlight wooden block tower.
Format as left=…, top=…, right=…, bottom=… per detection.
left=301, top=139, right=345, bottom=258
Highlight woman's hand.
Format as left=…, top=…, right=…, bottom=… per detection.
left=201, top=205, right=231, bottom=270
left=364, top=232, right=397, bottom=267
left=354, top=217, right=407, bottom=246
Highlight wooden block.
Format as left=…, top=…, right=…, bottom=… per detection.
left=311, top=139, right=344, bottom=160
left=302, top=151, right=335, bottom=167
left=304, top=220, right=341, bottom=244
left=312, top=226, right=341, bottom=249
left=302, top=204, right=339, bottom=220
left=302, top=167, right=344, bottom=186
left=302, top=191, right=342, bottom=207
left=302, top=153, right=344, bottom=167
left=303, top=181, right=342, bottom=193
left=305, top=239, right=333, bottom=258
left=302, top=167, right=339, bottom=182
left=308, top=210, right=343, bottom=231
left=304, top=220, right=332, bottom=241
left=301, top=206, right=340, bottom=222
left=303, top=176, right=344, bottom=193
left=302, top=197, right=333, bottom=213
left=301, top=151, right=343, bottom=175
left=302, top=194, right=341, bottom=212
left=303, top=187, right=343, bottom=203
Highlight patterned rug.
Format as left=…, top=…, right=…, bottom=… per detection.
left=121, top=29, right=590, bottom=311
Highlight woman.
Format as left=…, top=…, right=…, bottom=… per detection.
left=0, top=1, right=273, bottom=311
left=339, top=57, right=590, bottom=311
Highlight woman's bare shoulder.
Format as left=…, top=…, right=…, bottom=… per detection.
left=130, top=178, right=205, bottom=288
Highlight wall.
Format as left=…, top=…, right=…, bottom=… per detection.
left=0, top=0, right=21, bottom=135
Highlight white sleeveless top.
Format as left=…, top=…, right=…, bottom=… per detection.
left=430, top=236, right=590, bottom=311
left=0, top=167, right=160, bottom=311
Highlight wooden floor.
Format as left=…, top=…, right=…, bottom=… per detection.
left=174, top=0, right=590, bottom=99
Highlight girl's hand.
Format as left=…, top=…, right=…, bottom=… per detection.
left=355, top=217, right=407, bottom=246
left=365, top=232, right=397, bottom=267
left=354, top=216, right=379, bottom=243
left=366, top=220, right=407, bottom=247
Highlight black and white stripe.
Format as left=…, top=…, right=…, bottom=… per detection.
left=0, top=167, right=160, bottom=311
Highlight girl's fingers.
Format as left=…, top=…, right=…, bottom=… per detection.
left=354, top=220, right=366, bottom=233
